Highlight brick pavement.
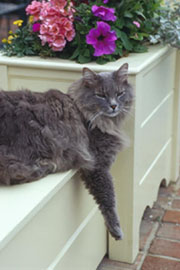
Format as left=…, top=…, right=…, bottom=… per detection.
left=97, top=178, right=180, bottom=270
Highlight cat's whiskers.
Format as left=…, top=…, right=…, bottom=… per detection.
left=122, top=107, right=134, bottom=117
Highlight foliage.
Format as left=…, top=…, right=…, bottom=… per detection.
left=149, top=1, right=180, bottom=48
left=1, top=0, right=180, bottom=64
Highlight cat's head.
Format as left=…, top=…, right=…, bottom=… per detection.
left=68, top=63, right=134, bottom=129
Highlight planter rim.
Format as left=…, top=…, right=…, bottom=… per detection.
left=0, top=45, right=172, bottom=74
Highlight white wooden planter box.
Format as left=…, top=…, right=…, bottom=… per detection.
left=0, top=45, right=180, bottom=269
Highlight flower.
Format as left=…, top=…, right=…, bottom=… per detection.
left=26, top=0, right=75, bottom=52
left=13, top=20, right=23, bottom=27
left=92, top=5, right=117, bottom=21
left=7, top=35, right=14, bottom=44
left=40, top=2, right=60, bottom=21
left=50, top=35, right=66, bottom=51
left=86, top=21, right=117, bottom=56
left=2, top=38, right=7, bottom=43
left=133, top=21, right=140, bottom=28
left=2, top=0, right=179, bottom=64
left=28, top=15, right=34, bottom=24
left=51, top=0, right=67, bottom=9
left=26, top=0, right=42, bottom=21
left=32, top=23, right=41, bottom=32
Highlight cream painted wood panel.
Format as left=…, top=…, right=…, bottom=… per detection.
left=52, top=210, right=106, bottom=270
left=0, top=171, right=106, bottom=270
left=0, top=45, right=179, bottom=266
left=7, top=67, right=81, bottom=92
left=109, top=48, right=180, bottom=263
left=0, top=65, right=8, bottom=89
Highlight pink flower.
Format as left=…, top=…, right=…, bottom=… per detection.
left=50, top=35, right=66, bottom=51
left=133, top=21, right=140, bottom=28
left=51, top=0, right=67, bottom=9
left=60, top=17, right=73, bottom=31
left=40, top=22, right=50, bottom=35
left=66, top=29, right=76, bottom=42
left=26, top=0, right=75, bottom=52
left=26, top=0, right=42, bottom=21
left=40, top=3, right=60, bottom=21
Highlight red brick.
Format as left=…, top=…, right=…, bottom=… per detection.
left=150, top=238, right=180, bottom=259
left=141, top=256, right=180, bottom=270
left=163, top=210, right=180, bottom=224
left=140, top=220, right=155, bottom=251
left=177, top=188, right=180, bottom=196
left=157, top=223, right=180, bottom=241
left=172, top=199, right=180, bottom=209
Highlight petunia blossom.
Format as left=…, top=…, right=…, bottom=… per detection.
left=86, top=21, right=117, bottom=57
left=92, top=5, right=116, bottom=22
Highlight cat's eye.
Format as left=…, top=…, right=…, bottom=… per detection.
left=117, top=91, right=125, bottom=98
left=95, top=94, right=106, bottom=99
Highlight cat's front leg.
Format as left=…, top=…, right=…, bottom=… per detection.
left=81, top=168, right=123, bottom=240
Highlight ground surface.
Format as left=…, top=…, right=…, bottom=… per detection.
left=97, top=178, right=180, bottom=270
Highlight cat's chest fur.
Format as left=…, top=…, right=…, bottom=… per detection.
left=86, top=126, right=123, bottom=169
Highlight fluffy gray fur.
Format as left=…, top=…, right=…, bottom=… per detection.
left=0, top=63, right=134, bottom=240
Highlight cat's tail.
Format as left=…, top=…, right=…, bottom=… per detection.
left=0, top=154, right=54, bottom=185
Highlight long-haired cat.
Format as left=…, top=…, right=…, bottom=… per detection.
left=0, top=63, right=133, bottom=240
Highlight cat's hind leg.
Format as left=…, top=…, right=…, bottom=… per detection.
left=0, top=155, right=55, bottom=185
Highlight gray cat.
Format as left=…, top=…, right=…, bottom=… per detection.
left=0, top=63, right=133, bottom=240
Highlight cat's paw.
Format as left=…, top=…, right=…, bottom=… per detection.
left=109, top=225, right=124, bottom=240
left=37, top=159, right=57, bottom=173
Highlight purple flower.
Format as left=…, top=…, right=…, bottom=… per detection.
left=32, top=23, right=41, bottom=32
left=86, top=21, right=117, bottom=57
left=92, top=5, right=117, bottom=22
left=103, top=0, right=109, bottom=3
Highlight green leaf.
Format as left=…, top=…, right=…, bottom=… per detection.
left=130, top=33, right=144, bottom=41
left=96, top=57, right=108, bottom=65
left=78, top=54, right=91, bottom=64
left=124, top=11, right=133, bottom=18
left=135, top=11, right=146, bottom=19
left=69, top=47, right=80, bottom=60
left=115, top=28, right=123, bottom=38
left=133, top=44, right=148, bottom=53
left=118, top=31, right=133, bottom=50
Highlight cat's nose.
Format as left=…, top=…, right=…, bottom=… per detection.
left=110, top=104, right=117, bottom=110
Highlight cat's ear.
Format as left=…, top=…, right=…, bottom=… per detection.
left=82, top=68, right=98, bottom=86
left=114, top=63, right=129, bottom=83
